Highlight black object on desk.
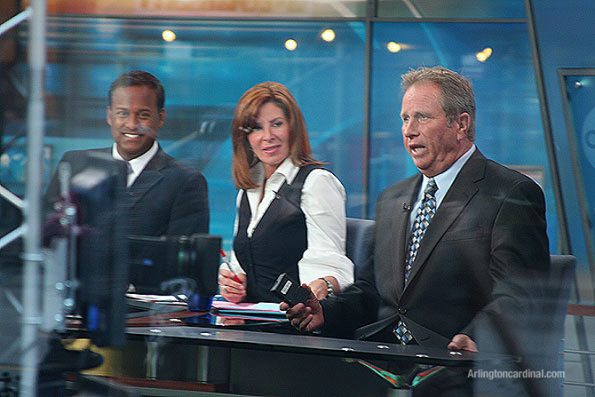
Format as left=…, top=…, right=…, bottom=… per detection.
left=128, top=234, right=221, bottom=296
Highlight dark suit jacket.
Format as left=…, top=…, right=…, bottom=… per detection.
left=45, top=147, right=209, bottom=237
left=322, top=150, right=550, bottom=349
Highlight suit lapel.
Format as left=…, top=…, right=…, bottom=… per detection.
left=403, top=151, right=486, bottom=295
left=393, top=176, right=422, bottom=297
left=126, top=149, right=168, bottom=207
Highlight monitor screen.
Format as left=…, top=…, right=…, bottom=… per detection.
left=128, top=234, right=221, bottom=297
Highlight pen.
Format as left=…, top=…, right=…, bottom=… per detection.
left=220, top=249, right=242, bottom=283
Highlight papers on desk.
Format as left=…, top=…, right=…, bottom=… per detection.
left=211, top=295, right=286, bottom=318
left=126, top=294, right=285, bottom=316
left=125, top=293, right=287, bottom=323
left=126, top=293, right=187, bottom=306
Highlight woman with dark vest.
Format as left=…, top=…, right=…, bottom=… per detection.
left=218, top=82, right=354, bottom=303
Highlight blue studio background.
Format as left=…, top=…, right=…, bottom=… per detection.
left=4, top=13, right=556, bottom=253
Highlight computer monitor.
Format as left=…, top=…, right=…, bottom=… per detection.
left=128, top=234, right=221, bottom=297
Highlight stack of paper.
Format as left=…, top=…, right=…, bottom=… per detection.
left=126, top=293, right=187, bottom=306
left=211, top=295, right=285, bottom=318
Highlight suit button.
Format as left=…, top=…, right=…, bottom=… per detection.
left=398, top=307, right=407, bottom=315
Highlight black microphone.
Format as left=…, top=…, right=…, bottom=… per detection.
left=402, top=202, right=412, bottom=212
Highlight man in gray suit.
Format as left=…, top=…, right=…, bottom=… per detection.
left=46, top=70, right=209, bottom=237
left=284, top=66, right=550, bottom=396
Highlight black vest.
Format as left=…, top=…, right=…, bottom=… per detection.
left=233, top=165, right=322, bottom=302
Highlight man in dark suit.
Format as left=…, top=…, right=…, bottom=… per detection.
left=45, top=70, right=209, bottom=236
left=284, top=66, right=550, bottom=396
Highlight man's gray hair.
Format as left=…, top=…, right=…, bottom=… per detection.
left=401, top=66, right=475, bottom=141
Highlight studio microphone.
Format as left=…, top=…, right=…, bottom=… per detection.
left=402, top=202, right=412, bottom=212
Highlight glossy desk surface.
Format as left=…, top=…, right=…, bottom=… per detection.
left=126, top=324, right=477, bottom=367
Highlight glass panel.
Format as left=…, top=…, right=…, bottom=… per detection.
left=37, top=0, right=368, bottom=18
left=377, top=0, right=526, bottom=19
left=562, top=72, right=595, bottom=258
left=8, top=17, right=365, bottom=246
left=369, top=22, right=558, bottom=251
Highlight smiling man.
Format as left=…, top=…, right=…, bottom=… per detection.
left=46, top=70, right=209, bottom=237
left=107, top=81, right=164, bottom=162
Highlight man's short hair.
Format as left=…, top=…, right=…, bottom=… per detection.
left=401, top=66, right=476, bottom=141
left=108, top=70, right=165, bottom=110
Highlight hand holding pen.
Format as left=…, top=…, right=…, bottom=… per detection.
left=221, top=249, right=242, bottom=283
left=218, top=250, right=247, bottom=303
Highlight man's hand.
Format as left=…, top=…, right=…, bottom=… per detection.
left=218, top=268, right=247, bottom=303
left=448, top=333, right=478, bottom=352
left=281, top=284, right=325, bottom=332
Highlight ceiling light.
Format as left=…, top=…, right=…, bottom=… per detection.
left=321, top=29, right=336, bottom=42
left=387, top=41, right=402, bottom=53
left=476, top=47, right=493, bottom=62
left=162, top=30, right=176, bottom=42
left=285, top=39, right=298, bottom=51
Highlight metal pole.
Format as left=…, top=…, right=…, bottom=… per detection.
left=20, top=0, right=46, bottom=395
left=0, top=8, right=31, bottom=36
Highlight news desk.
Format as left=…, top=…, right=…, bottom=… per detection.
left=81, top=309, right=483, bottom=397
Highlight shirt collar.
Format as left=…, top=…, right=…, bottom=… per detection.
left=249, top=157, right=299, bottom=186
left=420, top=144, right=476, bottom=195
left=112, top=141, right=159, bottom=175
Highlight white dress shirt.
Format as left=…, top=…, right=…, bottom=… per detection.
left=112, top=141, right=159, bottom=187
left=229, top=158, right=355, bottom=290
left=409, top=145, right=476, bottom=227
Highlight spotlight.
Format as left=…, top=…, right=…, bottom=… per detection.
left=387, top=41, right=402, bottom=53
left=476, top=47, right=493, bottom=62
left=285, top=39, right=298, bottom=51
left=162, top=30, right=176, bottom=42
left=321, top=29, right=336, bottom=42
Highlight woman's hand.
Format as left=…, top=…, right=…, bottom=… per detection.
left=218, top=268, right=247, bottom=303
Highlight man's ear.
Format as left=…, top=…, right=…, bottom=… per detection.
left=456, top=112, right=470, bottom=140
left=106, top=106, right=112, bottom=126
left=158, top=108, right=165, bottom=129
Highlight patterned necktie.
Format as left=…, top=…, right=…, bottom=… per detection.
left=395, top=178, right=438, bottom=345
left=404, top=178, right=438, bottom=283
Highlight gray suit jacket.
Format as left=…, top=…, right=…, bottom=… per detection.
left=45, top=146, right=209, bottom=237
